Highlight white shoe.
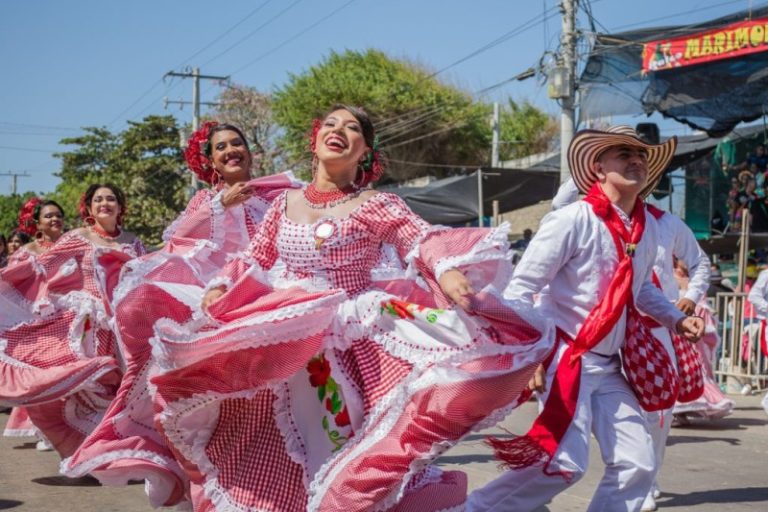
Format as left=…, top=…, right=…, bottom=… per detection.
left=641, top=494, right=658, bottom=512
left=653, top=487, right=661, bottom=499
left=36, top=439, right=53, bottom=451
left=740, top=384, right=752, bottom=396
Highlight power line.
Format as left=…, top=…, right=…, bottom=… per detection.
left=227, top=0, right=359, bottom=77
left=426, top=5, right=559, bottom=80
left=199, top=0, right=306, bottom=69
left=0, top=121, right=79, bottom=131
left=0, top=145, right=58, bottom=153
left=180, top=0, right=275, bottom=68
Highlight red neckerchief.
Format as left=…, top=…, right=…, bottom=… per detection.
left=488, top=182, right=646, bottom=478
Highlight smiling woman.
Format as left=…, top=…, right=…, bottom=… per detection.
left=0, top=183, right=145, bottom=460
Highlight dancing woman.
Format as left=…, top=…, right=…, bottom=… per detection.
left=62, top=122, right=300, bottom=508
left=2, top=198, right=67, bottom=445
left=0, top=184, right=144, bottom=458
left=150, top=105, right=551, bottom=511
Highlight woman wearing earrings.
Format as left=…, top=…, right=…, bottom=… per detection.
left=0, top=183, right=145, bottom=459
left=5, top=229, right=31, bottom=257
left=61, top=123, right=300, bottom=507
left=149, top=105, right=551, bottom=511
left=2, top=198, right=66, bottom=449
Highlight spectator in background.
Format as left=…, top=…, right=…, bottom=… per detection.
left=511, top=228, right=533, bottom=250
left=5, top=229, right=30, bottom=256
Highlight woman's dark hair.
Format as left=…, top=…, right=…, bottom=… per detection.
left=0, top=234, right=6, bottom=250
left=81, top=183, right=127, bottom=219
left=324, top=104, right=375, bottom=148
left=204, top=124, right=250, bottom=157
left=33, top=200, right=65, bottom=222
left=8, top=229, right=30, bottom=245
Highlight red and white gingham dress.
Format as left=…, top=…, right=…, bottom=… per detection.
left=151, top=191, right=551, bottom=512
left=0, top=230, right=145, bottom=458
left=61, top=173, right=301, bottom=508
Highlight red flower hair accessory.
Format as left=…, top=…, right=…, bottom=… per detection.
left=184, top=121, right=219, bottom=185
left=309, top=118, right=322, bottom=153
left=357, top=135, right=386, bottom=188
left=78, top=192, right=90, bottom=222
left=17, top=197, right=42, bottom=236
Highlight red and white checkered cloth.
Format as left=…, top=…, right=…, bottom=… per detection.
left=151, top=192, right=549, bottom=511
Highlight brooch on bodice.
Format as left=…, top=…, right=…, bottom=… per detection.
left=314, top=221, right=336, bottom=250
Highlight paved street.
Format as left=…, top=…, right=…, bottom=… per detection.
left=1, top=395, right=766, bottom=511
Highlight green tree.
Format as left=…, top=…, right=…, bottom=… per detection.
left=209, top=84, right=285, bottom=176
left=51, top=116, right=187, bottom=246
left=497, top=99, right=557, bottom=162
left=0, top=193, right=35, bottom=237
left=272, top=49, right=490, bottom=182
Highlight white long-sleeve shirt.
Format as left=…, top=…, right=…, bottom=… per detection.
left=748, top=269, right=768, bottom=318
left=504, top=200, right=685, bottom=356
left=652, top=211, right=711, bottom=304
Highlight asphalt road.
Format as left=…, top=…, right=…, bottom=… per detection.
left=1, top=395, right=766, bottom=511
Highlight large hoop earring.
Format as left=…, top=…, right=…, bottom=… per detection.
left=84, top=216, right=96, bottom=227
left=35, top=231, right=43, bottom=240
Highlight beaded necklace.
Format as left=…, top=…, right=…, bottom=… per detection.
left=90, top=223, right=121, bottom=242
left=303, top=182, right=361, bottom=209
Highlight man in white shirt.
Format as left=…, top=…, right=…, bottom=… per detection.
left=467, top=126, right=704, bottom=512
left=640, top=205, right=710, bottom=511
left=747, top=269, right=768, bottom=416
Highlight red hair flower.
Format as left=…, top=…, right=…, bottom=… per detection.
left=184, top=121, right=219, bottom=186
left=17, top=196, right=42, bottom=236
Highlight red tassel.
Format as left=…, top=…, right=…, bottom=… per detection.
left=486, top=435, right=546, bottom=471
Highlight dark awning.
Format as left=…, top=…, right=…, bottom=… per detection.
left=580, top=6, right=768, bottom=137
left=382, top=168, right=559, bottom=225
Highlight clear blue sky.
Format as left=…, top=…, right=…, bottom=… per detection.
left=0, top=0, right=758, bottom=195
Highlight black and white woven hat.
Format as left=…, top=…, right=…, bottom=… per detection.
left=567, top=125, right=677, bottom=198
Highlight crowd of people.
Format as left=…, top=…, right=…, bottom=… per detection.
left=725, top=143, right=768, bottom=232
left=0, top=110, right=753, bottom=512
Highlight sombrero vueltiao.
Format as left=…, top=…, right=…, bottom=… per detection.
left=567, top=125, right=678, bottom=198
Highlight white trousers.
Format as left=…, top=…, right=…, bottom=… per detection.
left=467, top=349, right=656, bottom=512
left=644, top=326, right=678, bottom=494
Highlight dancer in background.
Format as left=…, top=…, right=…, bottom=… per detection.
left=0, top=184, right=144, bottom=459
left=2, top=197, right=67, bottom=450
left=672, top=259, right=733, bottom=424
left=149, top=104, right=550, bottom=511
left=62, top=122, right=300, bottom=508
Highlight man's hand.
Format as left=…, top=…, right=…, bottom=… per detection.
left=675, top=298, right=696, bottom=315
left=675, top=316, right=705, bottom=342
left=220, top=182, right=253, bottom=208
left=202, top=286, right=226, bottom=312
left=528, top=364, right=546, bottom=393
left=438, top=268, right=475, bottom=312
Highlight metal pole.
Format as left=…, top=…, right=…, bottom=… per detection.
left=492, top=200, right=500, bottom=227
left=559, top=0, right=577, bottom=185
left=192, top=68, right=200, bottom=131
left=491, top=102, right=500, bottom=168
left=477, top=169, right=484, bottom=227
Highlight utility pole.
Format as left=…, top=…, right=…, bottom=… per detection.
left=491, top=102, right=500, bottom=168
left=0, top=171, right=30, bottom=195
left=164, top=67, right=230, bottom=195
left=559, top=0, right=577, bottom=184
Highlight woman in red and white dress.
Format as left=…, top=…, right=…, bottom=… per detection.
left=2, top=198, right=66, bottom=448
left=0, top=184, right=145, bottom=459
left=61, top=122, right=301, bottom=508
left=672, top=260, right=733, bottom=423
left=149, top=105, right=552, bottom=511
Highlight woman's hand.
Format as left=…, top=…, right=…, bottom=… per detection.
left=202, top=286, right=226, bottom=312
left=528, top=364, right=546, bottom=393
left=220, top=182, right=253, bottom=208
left=438, top=268, right=475, bottom=311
